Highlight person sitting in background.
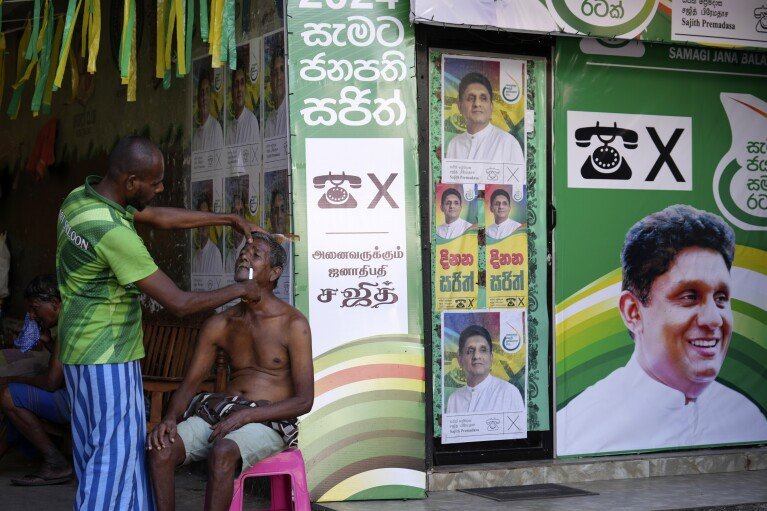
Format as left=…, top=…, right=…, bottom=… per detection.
left=0, top=274, right=71, bottom=486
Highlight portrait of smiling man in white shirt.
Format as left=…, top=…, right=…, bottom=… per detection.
left=446, top=324, right=524, bottom=415
left=557, top=205, right=767, bottom=455
left=446, top=71, right=524, bottom=164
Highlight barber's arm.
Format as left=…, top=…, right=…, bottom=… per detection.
left=135, top=268, right=261, bottom=317
left=133, top=206, right=266, bottom=240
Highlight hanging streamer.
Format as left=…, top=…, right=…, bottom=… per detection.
left=185, top=0, right=193, bottom=73
left=53, top=0, right=83, bottom=90
left=0, top=0, right=4, bottom=28
left=173, top=0, right=186, bottom=75
left=126, top=10, right=136, bottom=101
left=208, top=0, right=222, bottom=67
left=25, top=0, right=41, bottom=61
left=119, top=0, right=135, bottom=79
left=156, top=0, right=166, bottom=78
left=31, top=0, right=54, bottom=115
left=86, top=0, right=100, bottom=73
left=223, top=0, right=235, bottom=69
left=163, top=0, right=175, bottom=73
left=199, top=0, right=208, bottom=42
left=42, top=15, right=65, bottom=113
left=31, top=0, right=54, bottom=117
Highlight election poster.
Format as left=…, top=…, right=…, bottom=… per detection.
left=441, top=310, right=528, bottom=444
left=191, top=56, right=225, bottom=176
left=441, top=55, right=526, bottom=186
left=485, top=184, right=528, bottom=309
left=555, top=38, right=767, bottom=457
left=434, top=183, right=479, bottom=311
left=430, top=48, right=549, bottom=440
left=287, top=0, right=425, bottom=502
left=189, top=36, right=293, bottom=306
left=225, top=41, right=263, bottom=175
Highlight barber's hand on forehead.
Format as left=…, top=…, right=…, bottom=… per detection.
left=230, top=216, right=267, bottom=243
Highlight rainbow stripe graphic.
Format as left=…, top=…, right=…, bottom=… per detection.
left=299, top=334, right=426, bottom=502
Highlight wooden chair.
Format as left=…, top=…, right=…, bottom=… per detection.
left=141, top=321, right=226, bottom=431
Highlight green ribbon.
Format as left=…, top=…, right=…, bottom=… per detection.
left=119, top=0, right=135, bottom=78
left=52, top=0, right=78, bottom=91
left=199, top=0, right=208, bottom=42
left=31, top=0, right=54, bottom=113
left=221, top=0, right=234, bottom=69
left=7, top=84, right=25, bottom=118
left=25, top=0, right=41, bottom=61
left=184, top=0, right=193, bottom=75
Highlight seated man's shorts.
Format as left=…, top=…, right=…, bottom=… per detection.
left=177, top=415, right=285, bottom=471
left=9, top=382, right=70, bottom=424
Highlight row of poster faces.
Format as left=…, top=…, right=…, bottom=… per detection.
left=190, top=171, right=292, bottom=304
left=435, top=183, right=527, bottom=242
left=191, top=30, right=287, bottom=168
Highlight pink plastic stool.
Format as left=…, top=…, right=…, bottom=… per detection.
left=228, top=447, right=311, bottom=511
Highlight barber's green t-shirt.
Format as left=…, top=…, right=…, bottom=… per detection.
left=56, top=175, right=158, bottom=365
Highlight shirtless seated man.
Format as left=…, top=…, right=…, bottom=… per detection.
left=148, top=233, right=313, bottom=511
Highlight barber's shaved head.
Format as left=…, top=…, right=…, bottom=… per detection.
left=107, top=136, right=163, bottom=180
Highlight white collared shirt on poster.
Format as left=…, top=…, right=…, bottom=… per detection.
left=446, top=374, right=525, bottom=414
left=486, top=218, right=521, bottom=240
left=446, top=123, right=524, bottom=163
left=226, top=107, right=260, bottom=147
left=194, top=239, right=224, bottom=274
left=556, top=354, right=767, bottom=455
left=193, top=116, right=224, bottom=153
left=437, top=218, right=472, bottom=240
left=264, top=101, right=287, bottom=139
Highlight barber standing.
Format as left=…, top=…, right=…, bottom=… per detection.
left=56, top=136, right=263, bottom=510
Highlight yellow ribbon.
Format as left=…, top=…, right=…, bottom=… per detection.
left=53, top=0, right=83, bottom=89
left=86, top=0, right=100, bottom=73
left=174, top=0, right=185, bottom=75
left=156, top=0, right=166, bottom=78
left=209, top=0, right=222, bottom=67
left=43, top=14, right=65, bottom=110
left=68, top=45, right=78, bottom=102
left=127, top=14, right=136, bottom=101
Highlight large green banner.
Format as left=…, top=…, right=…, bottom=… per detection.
left=554, top=38, right=767, bottom=456
left=286, top=0, right=425, bottom=501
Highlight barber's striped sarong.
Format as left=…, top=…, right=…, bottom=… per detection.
left=64, top=361, right=155, bottom=511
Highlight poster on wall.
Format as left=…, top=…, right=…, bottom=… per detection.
left=265, top=168, right=292, bottom=303
left=287, top=0, right=425, bottom=502
left=191, top=56, right=225, bottom=176
left=554, top=38, right=767, bottom=457
left=263, top=30, right=288, bottom=163
left=434, top=183, right=478, bottom=311
left=441, top=309, right=528, bottom=444
left=191, top=179, right=224, bottom=291
left=225, top=41, right=263, bottom=175
left=485, top=184, right=528, bottom=309
left=441, top=55, right=526, bottom=185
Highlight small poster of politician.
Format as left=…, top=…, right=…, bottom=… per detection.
left=434, top=183, right=478, bottom=311
left=441, top=54, right=526, bottom=186
left=191, top=56, right=225, bottom=176
left=442, top=309, right=527, bottom=444
left=485, top=184, right=528, bottom=309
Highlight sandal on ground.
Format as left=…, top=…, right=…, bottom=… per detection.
left=10, top=471, right=73, bottom=486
